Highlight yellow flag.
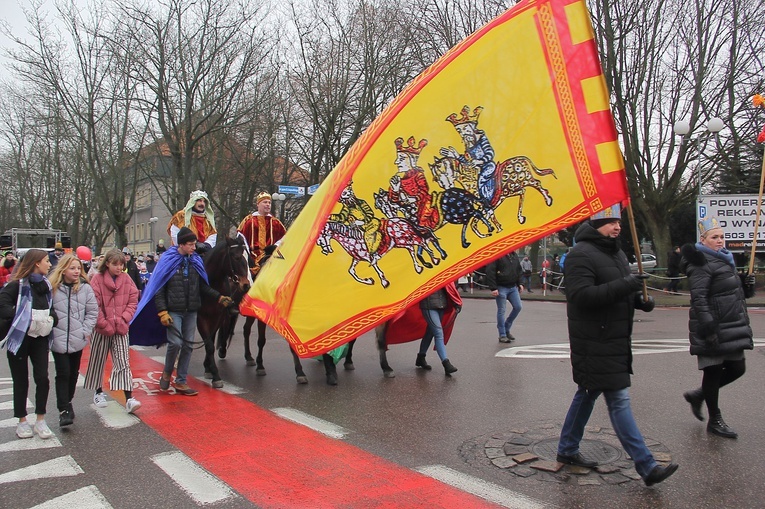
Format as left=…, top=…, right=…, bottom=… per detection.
left=241, top=0, right=629, bottom=357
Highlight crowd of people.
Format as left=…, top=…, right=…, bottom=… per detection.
left=1, top=194, right=758, bottom=489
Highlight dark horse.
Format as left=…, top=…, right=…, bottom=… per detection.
left=197, top=236, right=251, bottom=388
left=215, top=247, right=340, bottom=385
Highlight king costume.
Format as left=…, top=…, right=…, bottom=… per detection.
left=237, top=192, right=287, bottom=272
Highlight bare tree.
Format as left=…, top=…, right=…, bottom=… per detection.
left=2, top=1, right=146, bottom=248
left=113, top=0, right=276, bottom=219
left=286, top=0, right=419, bottom=185
left=591, top=0, right=765, bottom=259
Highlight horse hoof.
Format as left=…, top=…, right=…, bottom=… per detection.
left=204, top=371, right=213, bottom=380
left=256, top=368, right=267, bottom=376
left=421, top=262, right=431, bottom=270
left=212, top=380, right=224, bottom=389
left=432, top=258, right=440, bottom=266
left=296, top=375, right=308, bottom=384
left=217, top=348, right=227, bottom=359
left=344, top=362, right=355, bottom=371
left=326, top=374, right=338, bottom=386
left=246, top=359, right=257, bottom=366
left=383, top=369, right=396, bottom=378
left=381, top=279, right=390, bottom=289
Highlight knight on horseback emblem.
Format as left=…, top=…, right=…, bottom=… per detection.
left=317, top=105, right=557, bottom=287
left=440, top=106, right=497, bottom=207
left=329, top=182, right=383, bottom=256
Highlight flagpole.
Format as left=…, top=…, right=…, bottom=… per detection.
left=748, top=155, right=765, bottom=275
left=626, top=202, right=648, bottom=301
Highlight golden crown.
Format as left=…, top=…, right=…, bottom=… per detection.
left=256, top=191, right=272, bottom=204
left=395, top=136, right=427, bottom=155
left=446, top=105, right=483, bottom=126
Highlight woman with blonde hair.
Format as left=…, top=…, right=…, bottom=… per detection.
left=49, top=254, right=98, bottom=427
left=681, top=217, right=755, bottom=438
left=0, top=249, right=56, bottom=439
left=83, top=249, right=140, bottom=413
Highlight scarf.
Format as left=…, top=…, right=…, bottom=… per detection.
left=1, top=274, right=52, bottom=354
left=696, top=242, right=736, bottom=270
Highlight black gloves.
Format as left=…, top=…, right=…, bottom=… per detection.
left=639, top=295, right=655, bottom=312
left=195, top=242, right=212, bottom=255
left=624, top=273, right=649, bottom=291
left=745, top=274, right=756, bottom=287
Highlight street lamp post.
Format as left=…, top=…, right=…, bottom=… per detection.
left=673, top=117, right=724, bottom=239
left=271, top=193, right=286, bottom=221
left=148, top=216, right=158, bottom=253
left=673, top=117, right=725, bottom=197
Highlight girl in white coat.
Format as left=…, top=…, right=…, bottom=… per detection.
left=49, top=254, right=98, bottom=427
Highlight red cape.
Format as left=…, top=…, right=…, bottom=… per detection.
left=384, top=282, right=463, bottom=346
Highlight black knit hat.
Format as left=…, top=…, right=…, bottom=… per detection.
left=177, top=227, right=197, bottom=245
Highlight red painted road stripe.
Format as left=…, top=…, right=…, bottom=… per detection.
left=82, top=348, right=502, bottom=508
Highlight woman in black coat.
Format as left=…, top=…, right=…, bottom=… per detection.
left=681, top=218, right=755, bottom=438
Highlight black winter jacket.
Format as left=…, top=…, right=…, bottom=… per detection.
left=154, top=258, right=220, bottom=313
left=680, top=243, right=753, bottom=356
left=485, top=253, right=522, bottom=290
left=564, top=223, right=652, bottom=391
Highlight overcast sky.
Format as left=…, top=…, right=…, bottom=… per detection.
left=0, top=0, right=89, bottom=76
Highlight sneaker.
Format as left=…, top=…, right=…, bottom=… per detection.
left=159, top=371, right=171, bottom=391
left=506, top=333, right=516, bottom=341
left=59, top=409, right=74, bottom=427
left=125, top=398, right=142, bottom=414
left=498, top=336, right=511, bottom=343
left=16, top=421, right=33, bottom=439
left=174, top=383, right=198, bottom=396
left=33, top=420, right=53, bottom=439
left=93, top=392, right=108, bottom=408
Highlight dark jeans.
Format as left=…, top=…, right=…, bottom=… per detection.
left=52, top=350, right=84, bottom=412
left=7, top=335, right=50, bottom=418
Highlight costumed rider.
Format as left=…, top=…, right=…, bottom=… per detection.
left=129, top=227, right=233, bottom=396
left=440, top=105, right=497, bottom=207
left=237, top=191, right=286, bottom=277
left=167, top=190, right=217, bottom=253
left=330, top=181, right=382, bottom=255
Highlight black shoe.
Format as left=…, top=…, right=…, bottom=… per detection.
left=707, top=411, right=737, bottom=438
left=556, top=452, right=597, bottom=468
left=442, top=359, right=458, bottom=375
left=683, top=389, right=704, bottom=421
left=59, top=409, right=74, bottom=427
left=506, top=333, right=515, bottom=342
left=415, top=353, right=432, bottom=370
left=326, top=373, right=338, bottom=386
left=644, top=463, right=679, bottom=486
left=498, top=336, right=511, bottom=343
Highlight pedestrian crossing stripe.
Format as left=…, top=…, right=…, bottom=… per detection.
left=496, top=338, right=765, bottom=358
left=151, top=451, right=236, bottom=505
left=0, top=435, right=62, bottom=453
left=28, top=485, right=113, bottom=509
left=0, top=455, right=83, bottom=484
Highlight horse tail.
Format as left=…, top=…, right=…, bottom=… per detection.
left=526, top=157, right=557, bottom=178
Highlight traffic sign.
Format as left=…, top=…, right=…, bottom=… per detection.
left=278, top=185, right=305, bottom=196
left=308, top=184, right=320, bottom=195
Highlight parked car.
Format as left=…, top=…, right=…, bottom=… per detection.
left=629, top=253, right=657, bottom=272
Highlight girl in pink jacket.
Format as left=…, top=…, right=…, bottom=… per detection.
left=83, top=249, right=141, bottom=413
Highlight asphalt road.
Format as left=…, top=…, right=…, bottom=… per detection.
left=2, top=296, right=765, bottom=508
